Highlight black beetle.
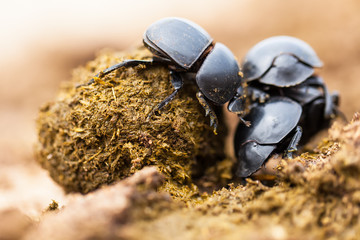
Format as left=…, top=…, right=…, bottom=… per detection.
left=234, top=97, right=303, bottom=177
left=77, top=17, right=246, bottom=133
left=234, top=36, right=342, bottom=177
left=234, top=82, right=341, bottom=177
left=242, top=36, right=336, bottom=119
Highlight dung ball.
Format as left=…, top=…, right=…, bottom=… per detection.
left=35, top=47, right=226, bottom=194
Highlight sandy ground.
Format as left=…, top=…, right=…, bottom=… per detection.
left=1, top=0, right=360, bottom=236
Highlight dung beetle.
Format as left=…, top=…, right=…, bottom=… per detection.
left=77, top=17, right=246, bottom=133
left=242, top=36, right=336, bottom=119
left=234, top=97, right=303, bottom=177
left=235, top=36, right=342, bottom=177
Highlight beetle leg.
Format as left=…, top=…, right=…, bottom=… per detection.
left=146, top=71, right=183, bottom=120
left=248, top=86, right=269, bottom=103
left=228, top=92, right=246, bottom=114
left=285, top=126, right=303, bottom=158
left=76, top=59, right=155, bottom=88
left=196, top=91, right=218, bottom=134
left=228, top=95, right=251, bottom=127
left=330, top=91, right=348, bottom=122
left=304, top=77, right=335, bottom=119
left=318, top=82, right=334, bottom=119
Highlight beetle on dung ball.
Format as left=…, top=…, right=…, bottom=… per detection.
left=77, top=17, right=248, bottom=134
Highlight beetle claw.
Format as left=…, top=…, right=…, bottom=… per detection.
left=210, top=119, right=218, bottom=135
left=205, top=109, right=210, bottom=117
left=209, top=115, right=218, bottom=135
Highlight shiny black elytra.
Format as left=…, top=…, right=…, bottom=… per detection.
left=242, top=36, right=323, bottom=85
left=234, top=97, right=303, bottom=177
left=77, top=17, right=246, bottom=133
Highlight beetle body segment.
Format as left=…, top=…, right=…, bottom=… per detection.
left=235, top=97, right=302, bottom=145
left=236, top=142, right=276, bottom=178
left=242, top=36, right=323, bottom=84
left=144, top=17, right=213, bottom=70
left=196, top=43, right=242, bottom=105
left=282, top=76, right=340, bottom=142
left=258, top=54, right=315, bottom=87
left=281, top=76, right=326, bottom=106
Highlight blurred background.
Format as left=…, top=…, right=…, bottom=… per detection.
left=1, top=0, right=360, bottom=217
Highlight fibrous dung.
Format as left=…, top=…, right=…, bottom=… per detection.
left=35, top=47, right=227, bottom=194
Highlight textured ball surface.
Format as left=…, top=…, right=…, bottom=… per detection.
left=35, top=48, right=225, bottom=194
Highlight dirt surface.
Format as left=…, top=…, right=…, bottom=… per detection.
left=4, top=115, right=360, bottom=240
left=1, top=1, right=360, bottom=239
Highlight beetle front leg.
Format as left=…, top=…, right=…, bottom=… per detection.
left=228, top=93, right=251, bottom=127
left=196, top=91, right=218, bottom=134
left=305, top=77, right=336, bottom=119
left=76, top=59, right=155, bottom=88
left=147, top=71, right=183, bottom=120
left=285, top=126, right=303, bottom=158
